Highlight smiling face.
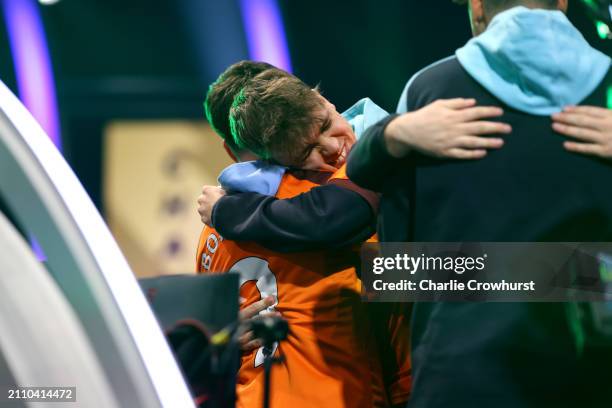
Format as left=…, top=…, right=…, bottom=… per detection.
left=277, top=95, right=356, bottom=172
left=230, top=73, right=357, bottom=172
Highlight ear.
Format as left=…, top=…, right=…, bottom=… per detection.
left=223, top=141, right=239, bottom=162
left=469, top=0, right=487, bottom=35
left=557, top=0, right=568, bottom=13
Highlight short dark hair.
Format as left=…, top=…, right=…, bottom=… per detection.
left=204, top=61, right=281, bottom=152
left=453, top=0, right=558, bottom=15
left=229, top=71, right=324, bottom=163
left=482, top=0, right=557, bottom=15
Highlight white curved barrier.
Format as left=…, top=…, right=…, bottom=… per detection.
left=0, top=80, right=194, bottom=408
left=0, top=211, right=119, bottom=408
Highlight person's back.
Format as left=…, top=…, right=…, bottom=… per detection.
left=196, top=169, right=380, bottom=408
left=383, top=6, right=612, bottom=408
left=394, top=59, right=612, bottom=243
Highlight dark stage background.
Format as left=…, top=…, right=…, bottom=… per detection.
left=0, top=0, right=609, bottom=212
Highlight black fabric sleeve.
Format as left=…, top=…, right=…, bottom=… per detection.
left=346, top=114, right=404, bottom=192
left=210, top=184, right=376, bottom=253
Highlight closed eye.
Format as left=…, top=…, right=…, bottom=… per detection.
left=296, top=144, right=317, bottom=165
left=320, top=116, right=332, bottom=133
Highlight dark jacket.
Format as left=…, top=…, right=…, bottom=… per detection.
left=347, top=13, right=612, bottom=408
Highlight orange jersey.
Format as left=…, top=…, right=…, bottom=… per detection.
left=196, top=171, right=380, bottom=408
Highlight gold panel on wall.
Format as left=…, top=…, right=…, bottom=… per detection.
left=104, top=121, right=232, bottom=278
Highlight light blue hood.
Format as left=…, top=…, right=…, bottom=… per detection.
left=217, top=161, right=286, bottom=195
left=218, top=98, right=388, bottom=195
left=344, top=97, right=390, bottom=138
left=455, top=6, right=611, bottom=115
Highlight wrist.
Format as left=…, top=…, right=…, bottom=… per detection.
left=384, top=116, right=412, bottom=158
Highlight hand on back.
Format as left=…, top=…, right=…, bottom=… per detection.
left=385, top=98, right=511, bottom=159
left=552, top=106, right=612, bottom=159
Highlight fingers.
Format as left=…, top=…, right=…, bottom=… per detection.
left=242, top=338, right=263, bottom=352
left=563, top=141, right=605, bottom=158
left=238, top=296, right=280, bottom=353
left=239, top=330, right=253, bottom=346
left=197, top=195, right=205, bottom=214
left=552, top=122, right=602, bottom=142
left=454, top=136, right=504, bottom=150
left=562, top=105, right=610, bottom=119
left=445, top=148, right=487, bottom=160
left=551, top=112, right=602, bottom=130
left=459, top=121, right=511, bottom=135
left=201, top=185, right=227, bottom=195
left=239, top=331, right=262, bottom=352
left=438, top=98, right=476, bottom=109
left=458, top=106, right=504, bottom=121
left=239, top=296, right=275, bottom=321
left=197, top=194, right=210, bottom=225
left=238, top=311, right=282, bottom=351
left=197, top=186, right=226, bottom=225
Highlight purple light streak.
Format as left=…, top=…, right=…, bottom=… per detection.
left=2, top=0, right=61, bottom=150
left=3, top=0, right=58, bottom=260
left=239, top=0, right=293, bottom=72
left=29, top=234, right=46, bottom=262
